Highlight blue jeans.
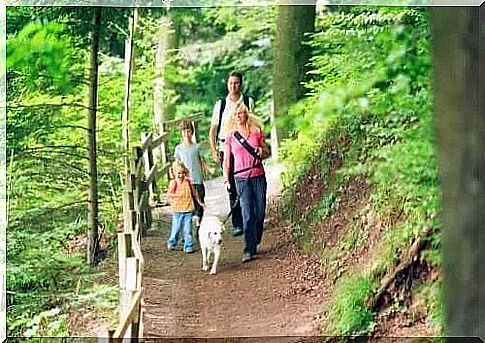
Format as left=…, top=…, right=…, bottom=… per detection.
left=167, top=212, right=194, bottom=252
left=235, top=174, right=267, bottom=255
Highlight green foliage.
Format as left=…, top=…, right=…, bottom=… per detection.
left=7, top=21, right=84, bottom=94
left=310, top=192, right=339, bottom=224
left=326, top=275, right=375, bottom=335
left=279, top=6, right=441, bottom=335
left=22, top=308, right=69, bottom=337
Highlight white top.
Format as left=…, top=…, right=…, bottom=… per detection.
left=211, top=94, right=254, bottom=149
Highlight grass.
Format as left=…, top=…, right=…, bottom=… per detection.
left=325, top=274, right=375, bottom=335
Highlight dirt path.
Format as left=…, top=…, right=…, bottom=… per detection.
left=142, top=164, right=325, bottom=339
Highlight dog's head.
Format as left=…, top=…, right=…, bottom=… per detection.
left=200, top=215, right=224, bottom=245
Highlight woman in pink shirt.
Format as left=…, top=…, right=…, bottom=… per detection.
left=223, top=101, right=270, bottom=263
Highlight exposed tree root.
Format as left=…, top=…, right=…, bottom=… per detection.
left=367, top=227, right=433, bottom=312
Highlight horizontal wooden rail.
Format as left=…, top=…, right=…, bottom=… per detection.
left=163, top=112, right=203, bottom=129
left=111, top=290, right=142, bottom=340
left=151, top=131, right=170, bottom=150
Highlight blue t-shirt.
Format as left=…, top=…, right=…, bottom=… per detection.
left=174, top=143, right=204, bottom=185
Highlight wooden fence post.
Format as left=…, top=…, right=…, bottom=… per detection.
left=141, top=132, right=158, bottom=204
left=160, top=122, right=170, bottom=183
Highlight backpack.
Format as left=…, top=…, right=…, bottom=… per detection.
left=216, top=95, right=252, bottom=140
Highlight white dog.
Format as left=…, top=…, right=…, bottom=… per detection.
left=198, top=215, right=225, bottom=275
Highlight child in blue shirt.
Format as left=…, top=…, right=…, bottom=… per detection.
left=174, top=120, right=209, bottom=232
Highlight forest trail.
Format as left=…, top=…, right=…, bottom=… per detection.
left=141, top=164, right=327, bottom=339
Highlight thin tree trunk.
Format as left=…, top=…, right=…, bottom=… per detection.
left=430, top=6, right=484, bottom=338
left=122, top=8, right=138, bottom=178
left=153, top=17, right=171, bottom=166
left=272, top=3, right=316, bottom=154
left=153, top=14, right=178, bottom=180
left=87, top=7, right=102, bottom=266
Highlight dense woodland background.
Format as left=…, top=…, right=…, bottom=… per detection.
left=6, top=5, right=443, bottom=337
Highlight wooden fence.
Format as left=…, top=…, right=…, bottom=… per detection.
left=101, top=113, right=203, bottom=342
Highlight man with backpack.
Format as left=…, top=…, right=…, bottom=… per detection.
left=209, top=71, right=254, bottom=237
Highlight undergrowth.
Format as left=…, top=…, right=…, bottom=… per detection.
left=280, top=7, right=442, bottom=335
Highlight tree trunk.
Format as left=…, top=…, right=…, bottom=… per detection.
left=87, top=7, right=102, bottom=266
left=122, top=8, right=137, bottom=178
left=272, top=3, right=316, bottom=154
left=153, top=14, right=179, bottom=176
left=153, top=17, right=171, bottom=166
left=430, top=6, right=484, bottom=338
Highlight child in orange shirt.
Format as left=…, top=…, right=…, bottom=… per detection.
left=167, top=161, right=206, bottom=253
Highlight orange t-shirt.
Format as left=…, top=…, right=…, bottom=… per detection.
left=170, top=179, right=194, bottom=212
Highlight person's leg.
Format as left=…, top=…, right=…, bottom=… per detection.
left=182, top=212, right=195, bottom=253
left=229, top=153, right=243, bottom=235
left=193, top=184, right=205, bottom=219
left=192, top=184, right=205, bottom=240
left=167, top=213, right=182, bottom=249
left=252, top=175, right=267, bottom=247
left=236, top=178, right=257, bottom=260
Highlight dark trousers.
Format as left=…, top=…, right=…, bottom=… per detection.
left=219, top=152, right=243, bottom=231
left=192, top=183, right=205, bottom=219
left=235, top=174, right=267, bottom=255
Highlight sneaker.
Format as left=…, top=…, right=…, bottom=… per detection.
left=241, top=252, right=253, bottom=263
left=184, top=247, right=195, bottom=254
left=233, top=228, right=243, bottom=237
left=167, top=245, right=176, bottom=251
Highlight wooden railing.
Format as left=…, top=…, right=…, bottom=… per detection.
left=101, top=113, right=203, bottom=342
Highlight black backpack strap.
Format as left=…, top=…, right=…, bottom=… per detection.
left=243, top=95, right=256, bottom=111
left=243, top=95, right=249, bottom=109
left=216, top=98, right=226, bottom=142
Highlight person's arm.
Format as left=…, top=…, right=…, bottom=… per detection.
left=196, top=144, right=212, bottom=177
left=222, top=138, right=232, bottom=189
left=190, top=181, right=206, bottom=208
left=200, top=154, right=211, bottom=177
left=257, top=130, right=271, bottom=160
left=167, top=180, right=179, bottom=199
left=209, top=124, right=220, bottom=162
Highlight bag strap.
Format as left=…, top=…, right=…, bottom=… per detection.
left=216, top=98, right=226, bottom=142
left=232, top=132, right=262, bottom=176
left=233, top=131, right=260, bottom=160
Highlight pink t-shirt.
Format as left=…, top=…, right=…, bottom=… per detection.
left=225, top=129, right=266, bottom=179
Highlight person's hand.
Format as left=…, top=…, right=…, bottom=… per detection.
left=201, top=203, right=207, bottom=210
left=224, top=179, right=231, bottom=192
left=255, top=147, right=263, bottom=158
left=211, top=149, right=221, bottom=163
